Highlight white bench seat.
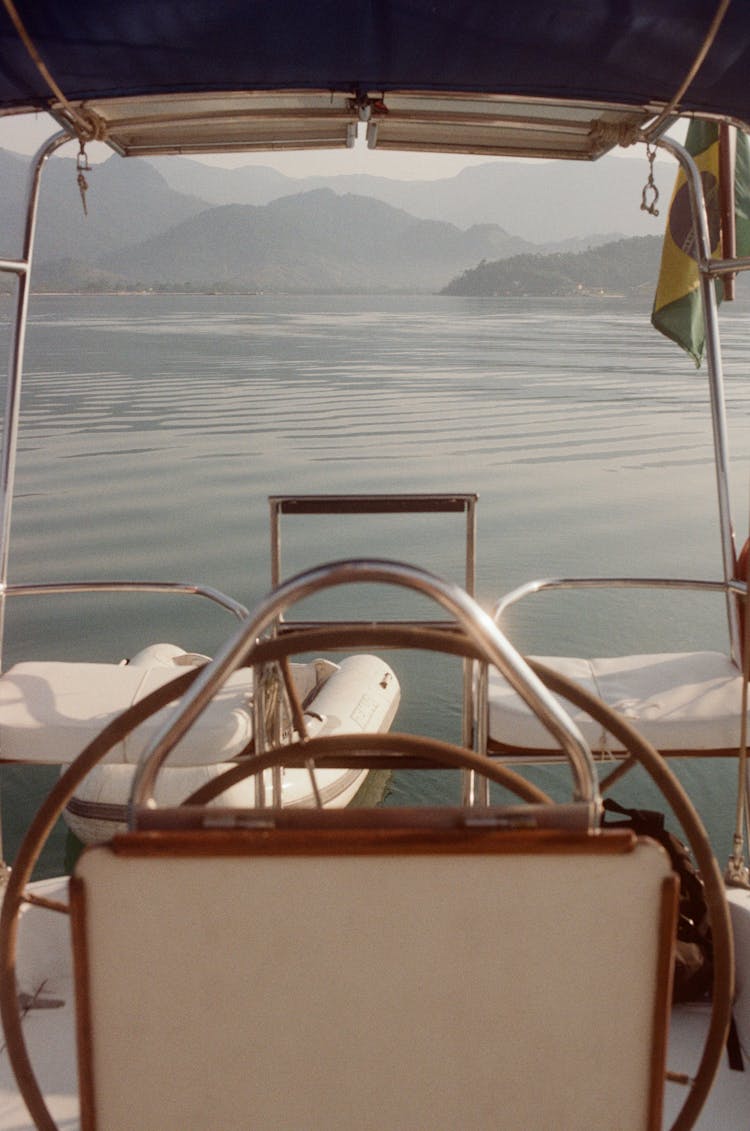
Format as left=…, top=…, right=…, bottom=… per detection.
left=487, top=649, right=747, bottom=754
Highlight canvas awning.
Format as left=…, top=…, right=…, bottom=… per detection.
left=0, top=1, right=748, bottom=159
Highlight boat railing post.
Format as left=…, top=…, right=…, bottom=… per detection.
left=657, top=133, right=741, bottom=663
left=0, top=131, right=70, bottom=673
left=0, top=130, right=70, bottom=871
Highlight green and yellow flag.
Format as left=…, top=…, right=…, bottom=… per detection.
left=652, top=121, right=750, bottom=365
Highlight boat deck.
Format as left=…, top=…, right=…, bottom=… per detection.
left=664, top=1005, right=750, bottom=1129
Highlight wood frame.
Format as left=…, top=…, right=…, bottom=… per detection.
left=69, top=826, right=678, bottom=1131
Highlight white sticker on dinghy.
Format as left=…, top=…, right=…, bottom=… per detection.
left=351, top=693, right=378, bottom=729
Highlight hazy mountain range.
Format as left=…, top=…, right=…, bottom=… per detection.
left=0, top=147, right=671, bottom=294
left=147, top=152, right=662, bottom=244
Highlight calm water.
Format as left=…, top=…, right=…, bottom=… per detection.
left=2, top=291, right=750, bottom=872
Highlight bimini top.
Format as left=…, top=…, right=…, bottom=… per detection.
left=0, top=0, right=748, bottom=160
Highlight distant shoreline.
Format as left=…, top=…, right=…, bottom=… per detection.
left=0, top=288, right=652, bottom=301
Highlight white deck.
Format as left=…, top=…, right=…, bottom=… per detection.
left=664, top=1005, right=750, bottom=1129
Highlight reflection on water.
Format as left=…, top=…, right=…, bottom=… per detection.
left=1, top=292, right=749, bottom=872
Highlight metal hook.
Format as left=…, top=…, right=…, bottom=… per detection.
left=640, top=143, right=660, bottom=217
left=76, top=139, right=91, bottom=216
left=76, top=139, right=91, bottom=173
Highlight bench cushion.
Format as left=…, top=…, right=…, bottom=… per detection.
left=487, top=650, right=746, bottom=753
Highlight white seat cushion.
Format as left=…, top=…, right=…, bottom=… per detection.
left=487, top=650, right=746, bottom=752
left=0, top=660, right=254, bottom=765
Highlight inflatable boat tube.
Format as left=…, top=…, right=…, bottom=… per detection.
left=64, top=646, right=400, bottom=843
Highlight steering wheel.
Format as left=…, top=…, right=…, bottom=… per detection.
left=0, top=560, right=733, bottom=1131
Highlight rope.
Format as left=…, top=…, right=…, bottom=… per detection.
left=588, top=119, right=642, bottom=150
left=1, top=0, right=105, bottom=142
left=643, top=0, right=733, bottom=140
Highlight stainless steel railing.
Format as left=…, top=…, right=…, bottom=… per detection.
left=130, top=557, right=599, bottom=814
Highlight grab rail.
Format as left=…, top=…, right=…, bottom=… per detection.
left=130, top=558, right=599, bottom=812
left=269, top=492, right=477, bottom=595
left=0, top=578, right=248, bottom=622
left=468, top=575, right=746, bottom=770
left=0, top=131, right=72, bottom=668
left=269, top=493, right=478, bottom=778
left=495, top=575, right=744, bottom=619
left=657, top=133, right=741, bottom=662
left=494, top=575, right=744, bottom=639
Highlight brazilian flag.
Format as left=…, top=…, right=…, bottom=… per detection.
left=651, top=122, right=750, bottom=366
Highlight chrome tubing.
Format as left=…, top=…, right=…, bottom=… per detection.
left=0, top=130, right=72, bottom=668
left=494, top=575, right=742, bottom=622
left=657, top=133, right=741, bottom=664
left=268, top=493, right=479, bottom=784
left=130, top=558, right=598, bottom=812
left=1, top=579, right=249, bottom=622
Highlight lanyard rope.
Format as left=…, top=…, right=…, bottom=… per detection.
left=643, top=0, right=733, bottom=141
left=1, top=0, right=104, bottom=142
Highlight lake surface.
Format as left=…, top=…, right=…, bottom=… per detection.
left=1, top=292, right=750, bottom=872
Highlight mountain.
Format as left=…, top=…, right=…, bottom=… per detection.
left=0, top=148, right=209, bottom=263
left=147, top=157, right=294, bottom=208
left=148, top=152, right=667, bottom=243
left=95, top=189, right=532, bottom=292
left=442, top=236, right=663, bottom=298
left=0, top=146, right=669, bottom=293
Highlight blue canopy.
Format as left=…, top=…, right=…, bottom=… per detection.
left=0, top=2, right=748, bottom=158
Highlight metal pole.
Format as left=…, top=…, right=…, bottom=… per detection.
left=0, top=130, right=70, bottom=868
left=657, top=134, right=741, bottom=662
left=0, top=131, right=71, bottom=669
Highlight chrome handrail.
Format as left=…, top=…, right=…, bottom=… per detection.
left=269, top=492, right=479, bottom=795
left=494, top=575, right=745, bottom=624
left=0, top=130, right=72, bottom=668
left=0, top=579, right=249, bottom=624
left=130, top=558, right=599, bottom=812
left=657, top=133, right=741, bottom=664
left=467, top=574, right=747, bottom=774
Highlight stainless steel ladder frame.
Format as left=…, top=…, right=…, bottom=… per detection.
left=269, top=494, right=478, bottom=795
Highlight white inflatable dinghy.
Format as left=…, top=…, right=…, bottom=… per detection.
left=0, top=644, right=400, bottom=843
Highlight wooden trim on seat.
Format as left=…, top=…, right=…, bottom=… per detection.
left=105, top=824, right=641, bottom=859
left=487, top=737, right=743, bottom=759
left=648, top=875, right=680, bottom=1130
left=69, top=876, right=97, bottom=1131
left=70, top=827, right=679, bottom=1131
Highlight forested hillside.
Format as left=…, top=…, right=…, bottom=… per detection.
left=442, top=236, right=662, bottom=297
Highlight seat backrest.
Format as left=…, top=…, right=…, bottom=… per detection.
left=70, top=825, right=677, bottom=1131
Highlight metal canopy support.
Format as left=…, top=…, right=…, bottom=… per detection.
left=657, top=133, right=743, bottom=664
left=0, top=130, right=70, bottom=868
left=59, top=90, right=651, bottom=162
left=0, top=131, right=71, bottom=671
